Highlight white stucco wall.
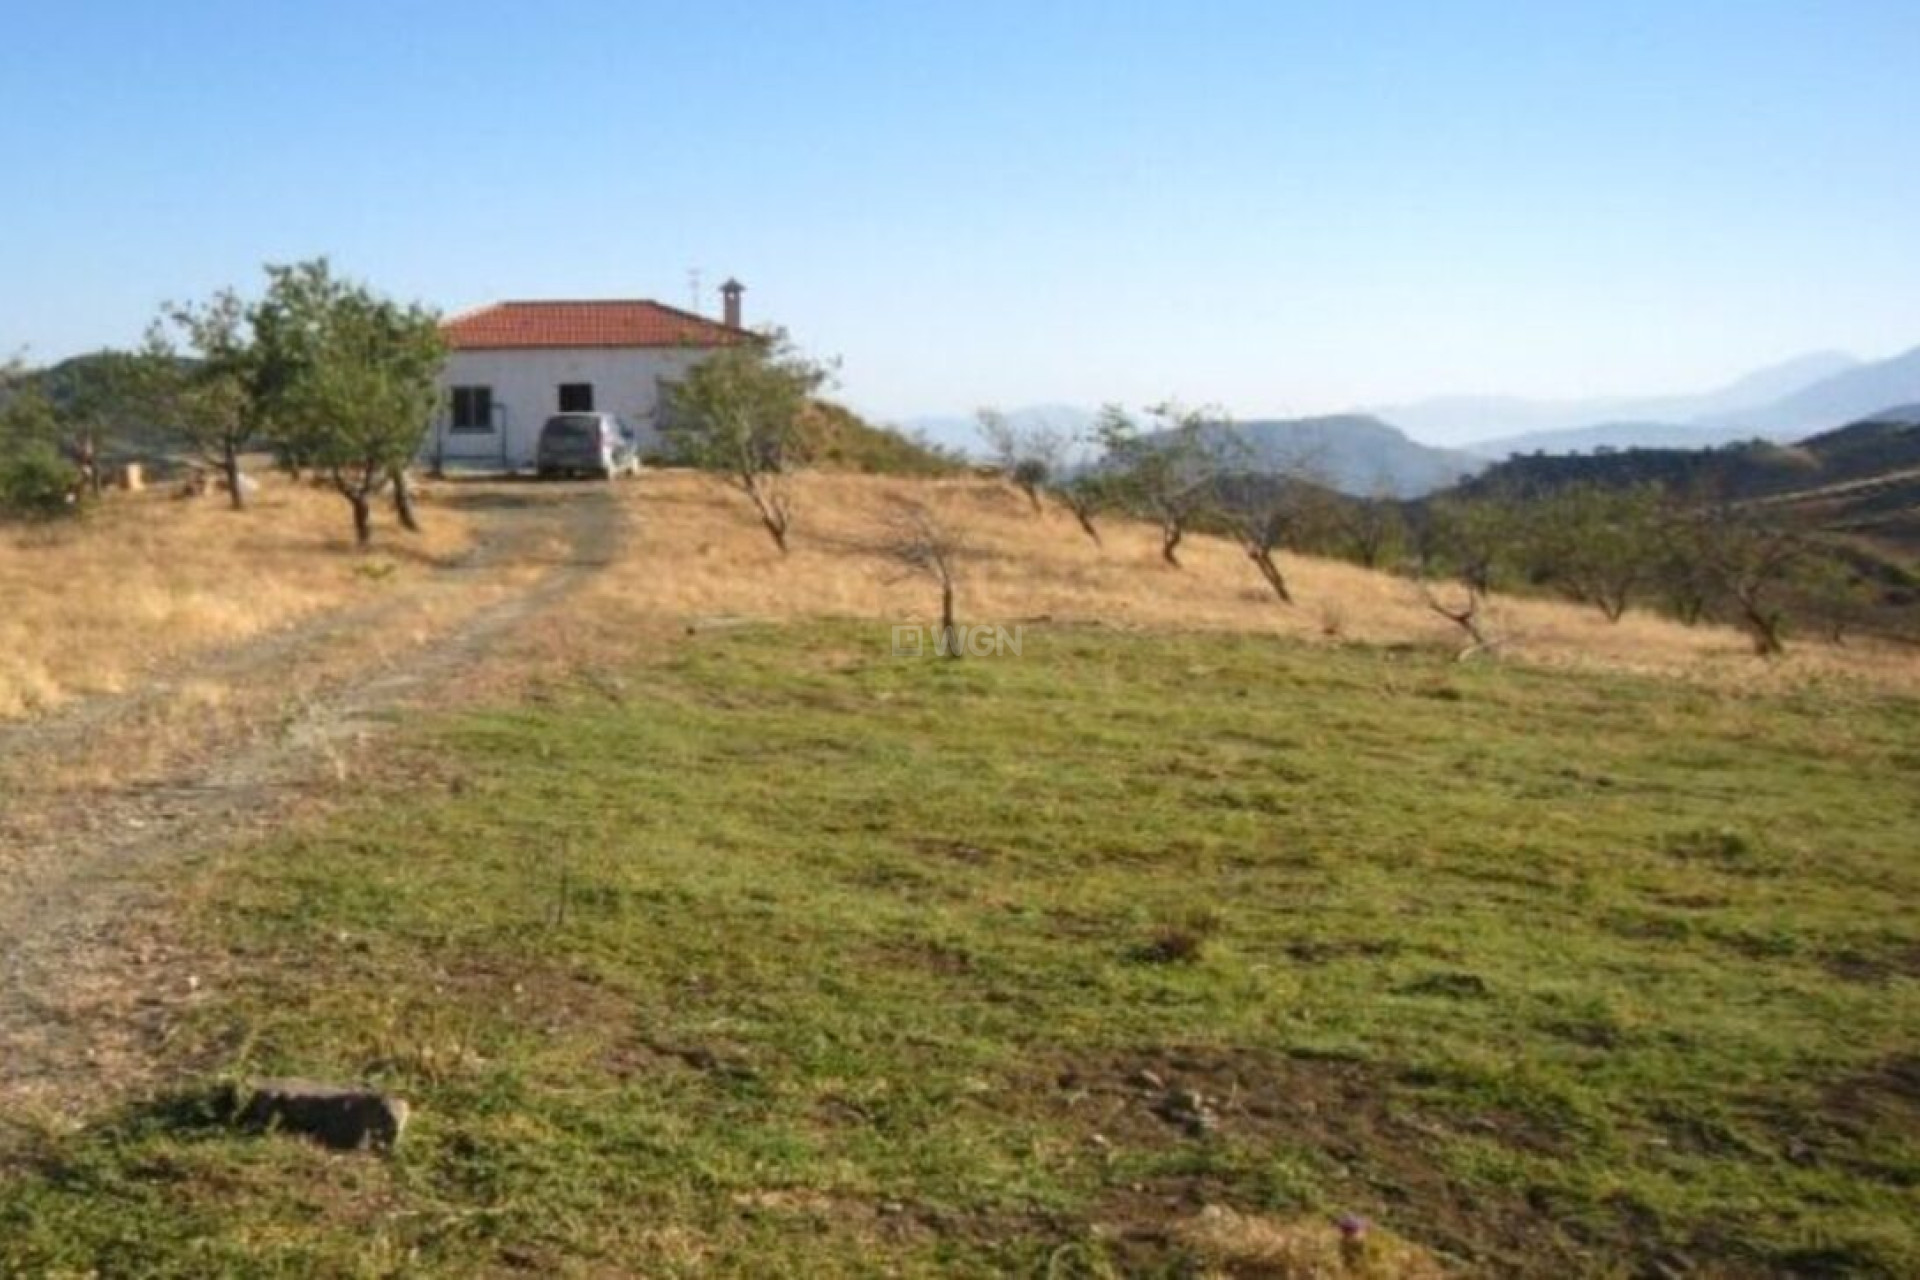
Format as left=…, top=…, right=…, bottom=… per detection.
left=426, top=346, right=718, bottom=468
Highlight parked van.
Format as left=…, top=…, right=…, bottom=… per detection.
left=534, top=413, right=642, bottom=480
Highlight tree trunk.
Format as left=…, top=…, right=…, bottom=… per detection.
left=223, top=442, right=246, bottom=511
left=1161, top=521, right=1183, bottom=567
left=81, top=432, right=101, bottom=499
left=1071, top=505, right=1102, bottom=545
left=1424, top=585, right=1491, bottom=660
left=347, top=489, right=373, bottom=548
left=1739, top=595, right=1785, bottom=657
left=1248, top=546, right=1293, bottom=603
left=939, top=580, right=960, bottom=659
left=741, top=475, right=792, bottom=554
left=390, top=467, right=421, bottom=532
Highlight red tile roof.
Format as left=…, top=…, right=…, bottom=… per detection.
left=441, top=299, right=747, bottom=351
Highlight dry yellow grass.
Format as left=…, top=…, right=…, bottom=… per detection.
left=1177, top=1205, right=1453, bottom=1279
left=598, top=470, right=1920, bottom=692
left=0, top=475, right=472, bottom=719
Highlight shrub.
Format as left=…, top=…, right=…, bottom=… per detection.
left=0, top=444, right=77, bottom=518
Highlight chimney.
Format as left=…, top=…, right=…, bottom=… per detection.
left=720, top=278, right=745, bottom=329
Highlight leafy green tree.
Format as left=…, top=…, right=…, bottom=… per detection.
left=251, top=260, right=444, bottom=547
left=1527, top=483, right=1665, bottom=621
left=0, top=363, right=75, bottom=517
left=660, top=329, right=829, bottom=553
left=1, top=353, right=146, bottom=504
left=1686, top=504, right=1807, bottom=656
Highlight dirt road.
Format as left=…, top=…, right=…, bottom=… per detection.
left=0, top=483, right=622, bottom=1118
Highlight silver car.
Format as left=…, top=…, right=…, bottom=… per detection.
left=535, top=413, right=643, bottom=480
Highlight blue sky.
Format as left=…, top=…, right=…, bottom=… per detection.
left=2, top=1, right=1916, bottom=434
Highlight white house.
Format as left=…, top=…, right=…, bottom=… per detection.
left=427, top=282, right=748, bottom=469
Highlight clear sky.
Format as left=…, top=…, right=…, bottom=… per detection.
left=2, top=1, right=1916, bottom=431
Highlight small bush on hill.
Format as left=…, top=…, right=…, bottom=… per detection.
left=0, top=443, right=78, bottom=518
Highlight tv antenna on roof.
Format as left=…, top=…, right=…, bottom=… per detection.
left=687, top=266, right=704, bottom=315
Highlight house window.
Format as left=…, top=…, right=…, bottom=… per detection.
left=558, top=383, right=594, bottom=412
left=450, top=386, right=493, bottom=433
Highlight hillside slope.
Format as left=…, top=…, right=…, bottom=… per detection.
left=586, top=471, right=1917, bottom=687
left=1463, top=416, right=1920, bottom=552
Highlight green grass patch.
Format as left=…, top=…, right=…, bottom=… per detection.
left=4, top=625, right=1917, bottom=1274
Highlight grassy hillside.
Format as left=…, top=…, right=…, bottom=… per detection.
left=1463, top=418, right=1920, bottom=553
left=2, top=624, right=1915, bottom=1274
left=799, top=400, right=964, bottom=476
left=590, top=472, right=1918, bottom=690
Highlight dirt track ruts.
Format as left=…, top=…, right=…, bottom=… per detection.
left=0, top=483, right=620, bottom=1118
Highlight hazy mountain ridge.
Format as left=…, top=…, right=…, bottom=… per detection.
left=1379, top=351, right=1859, bottom=448
left=1197, top=415, right=1481, bottom=498
left=1691, top=346, right=1920, bottom=439
left=1460, top=348, right=1920, bottom=458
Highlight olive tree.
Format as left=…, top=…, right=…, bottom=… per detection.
left=661, top=328, right=829, bottom=554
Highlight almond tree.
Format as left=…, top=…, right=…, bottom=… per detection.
left=1334, top=491, right=1406, bottom=569
left=1527, top=483, right=1664, bottom=621
left=1096, top=402, right=1220, bottom=567
left=1687, top=504, right=1806, bottom=656
left=1051, top=471, right=1112, bottom=545
left=977, top=409, right=1066, bottom=511
left=661, top=328, right=828, bottom=553
left=883, top=500, right=966, bottom=658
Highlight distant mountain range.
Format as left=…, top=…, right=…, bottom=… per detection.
left=898, top=405, right=1096, bottom=456
left=1191, top=415, right=1480, bottom=499
left=1449, top=347, right=1920, bottom=458
left=893, top=344, right=1920, bottom=497
left=1373, top=351, right=1860, bottom=451
left=901, top=406, right=1477, bottom=497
